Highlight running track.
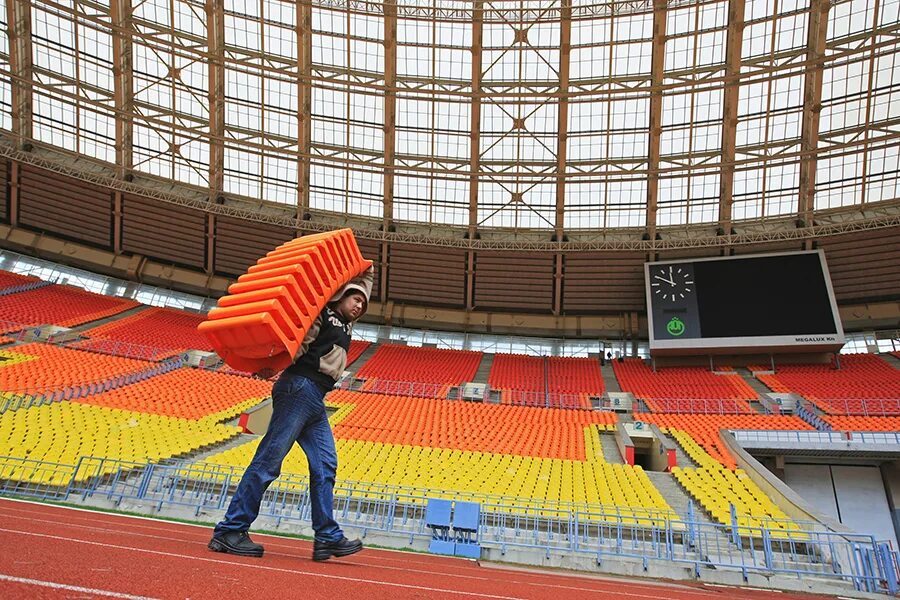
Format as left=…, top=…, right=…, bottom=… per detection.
left=0, top=498, right=839, bottom=600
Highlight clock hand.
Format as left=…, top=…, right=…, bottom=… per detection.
left=653, top=275, right=675, bottom=285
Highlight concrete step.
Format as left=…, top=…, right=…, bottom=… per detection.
left=598, top=433, right=625, bottom=463
left=67, top=304, right=150, bottom=334
left=182, top=431, right=259, bottom=462
left=645, top=471, right=717, bottom=526
left=882, top=352, right=900, bottom=370
left=736, top=368, right=773, bottom=397
left=600, top=363, right=622, bottom=393
left=472, top=352, right=495, bottom=384
left=347, top=341, right=381, bottom=376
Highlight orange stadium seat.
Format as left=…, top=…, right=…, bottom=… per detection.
left=0, top=270, right=40, bottom=290
left=489, top=354, right=545, bottom=405
left=346, top=340, right=371, bottom=367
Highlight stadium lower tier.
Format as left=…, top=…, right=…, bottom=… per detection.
left=669, top=430, right=802, bottom=537
left=195, top=423, right=677, bottom=522
left=71, top=367, right=272, bottom=422
left=326, top=390, right=616, bottom=460
left=640, top=414, right=814, bottom=469
left=0, top=344, right=153, bottom=392
left=0, top=401, right=240, bottom=485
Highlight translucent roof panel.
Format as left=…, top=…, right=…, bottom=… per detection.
left=3, top=0, right=898, bottom=232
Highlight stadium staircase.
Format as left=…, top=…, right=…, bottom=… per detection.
left=67, top=305, right=149, bottom=334
left=346, top=342, right=380, bottom=376
left=883, top=353, right=900, bottom=370
left=471, top=352, right=494, bottom=384
left=597, top=432, right=625, bottom=463
left=600, top=362, right=622, bottom=393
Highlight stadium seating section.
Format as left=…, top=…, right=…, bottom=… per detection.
left=72, top=368, right=271, bottom=422
left=489, top=354, right=603, bottom=408
left=756, top=354, right=900, bottom=415
left=0, top=344, right=152, bottom=393
left=196, top=391, right=675, bottom=521
left=0, top=402, right=239, bottom=484
left=356, top=344, right=482, bottom=393
left=613, top=359, right=756, bottom=413
left=78, top=307, right=213, bottom=356
left=0, top=284, right=138, bottom=332
left=824, top=416, right=900, bottom=431
left=0, top=269, right=40, bottom=290
left=640, top=414, right=813, bottom=469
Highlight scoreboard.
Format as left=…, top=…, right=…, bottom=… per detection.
left=645, top=250, right=845, bottom=354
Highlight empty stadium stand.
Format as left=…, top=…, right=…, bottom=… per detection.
left=613, top=359, right=756, bottom=414
left=346, top=340, right=371, bottom=367
left=79, top=307, right=213, bottom=356
left=195, top=391, right=675, bottom=521
left=0, top=402, right=240, bottom=485
left=355, top=344, right=482, bottom=387
left=0, top=343, right=152, bottom=393
left=640, top=414, right=814, bottom=470
left=488, top=353, right=545, bottom=405
left=0, top=284, right=138, bottom=332
left=756, top=354, right=900, bottom=415
left=72, top=367, right=271, bottom=422
left=0, top=270, right=40, bottom=290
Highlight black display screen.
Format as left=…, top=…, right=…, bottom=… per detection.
left=692, top=253, right=838, bottom=338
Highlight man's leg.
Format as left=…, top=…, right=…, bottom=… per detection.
left=210, top=376, right=311, bottom=555
left=297, top=400, right=363, bottom=561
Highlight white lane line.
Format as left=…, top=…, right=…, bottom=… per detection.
left=0, top=527, right=525, bottom=600
left=0, top=573, right=160, bottom=600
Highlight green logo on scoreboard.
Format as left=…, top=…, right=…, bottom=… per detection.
left=666, top=317, right=686, bottom=337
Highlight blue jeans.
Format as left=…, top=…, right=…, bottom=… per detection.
left=214, top=373, right=343, bottom=542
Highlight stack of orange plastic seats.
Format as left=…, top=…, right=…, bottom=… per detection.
left=640, top=414, right=813, bottom=469
left=756, top=354, right=900, bottom=415
left=199, top=229, right=371, bottom=373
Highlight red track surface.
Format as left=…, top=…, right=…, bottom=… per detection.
left=0, top=498, right=836, bottom=600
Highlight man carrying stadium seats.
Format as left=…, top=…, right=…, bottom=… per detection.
left=209, top=266, right=374, bottom=562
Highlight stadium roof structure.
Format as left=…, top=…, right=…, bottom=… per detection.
left=0, top=0, right=898, bottom=329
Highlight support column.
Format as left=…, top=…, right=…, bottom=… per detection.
left=296, top=0, right=313, bottom=217
left=645, top=0, right=667, bottom=240
left=207, top=0, right=226, bottom=203
left=6, top=0, right=33, bottom=149
left=718, top=0, right=746, bottom=235
left=797, top=0, right=831, bottom=226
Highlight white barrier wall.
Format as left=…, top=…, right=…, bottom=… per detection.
left=784, top=463, right=898, bottom=549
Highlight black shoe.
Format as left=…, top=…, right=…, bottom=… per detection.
left=312, top=536, right=363, bottom=561
left=208, top=531, right=265, bottom=557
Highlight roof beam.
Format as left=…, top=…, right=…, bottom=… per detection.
left=297, top=0, right=313, bottom=217
left=382, top=0, right=398, bottom=231
left=645, top=0, right=667, bottom=240
left=717, top=0, right=746, bottom=234
left=6, top=0, right=33, bottom=149
left=206, top=0, right=225, bottom=203
left=110, top=0, right=134, bottom=179
left=466, top=1, right=484, bottom=311
left=554, top=0, right=572, bottom=241
left=797, top=0, right=831, bottom=225
left=553, top=0, right=572, bottom=316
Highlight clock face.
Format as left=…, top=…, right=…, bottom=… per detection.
left=651, top=264, right=694, bottom=303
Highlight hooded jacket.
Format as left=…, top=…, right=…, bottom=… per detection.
left=283, top=265, right=374, bottom=392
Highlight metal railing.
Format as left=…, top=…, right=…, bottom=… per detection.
left=811, top=398, right=900, bottom=417
left=636, top=397, right=759, bottom=415
left=0, top=454, right=897, bottom=595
